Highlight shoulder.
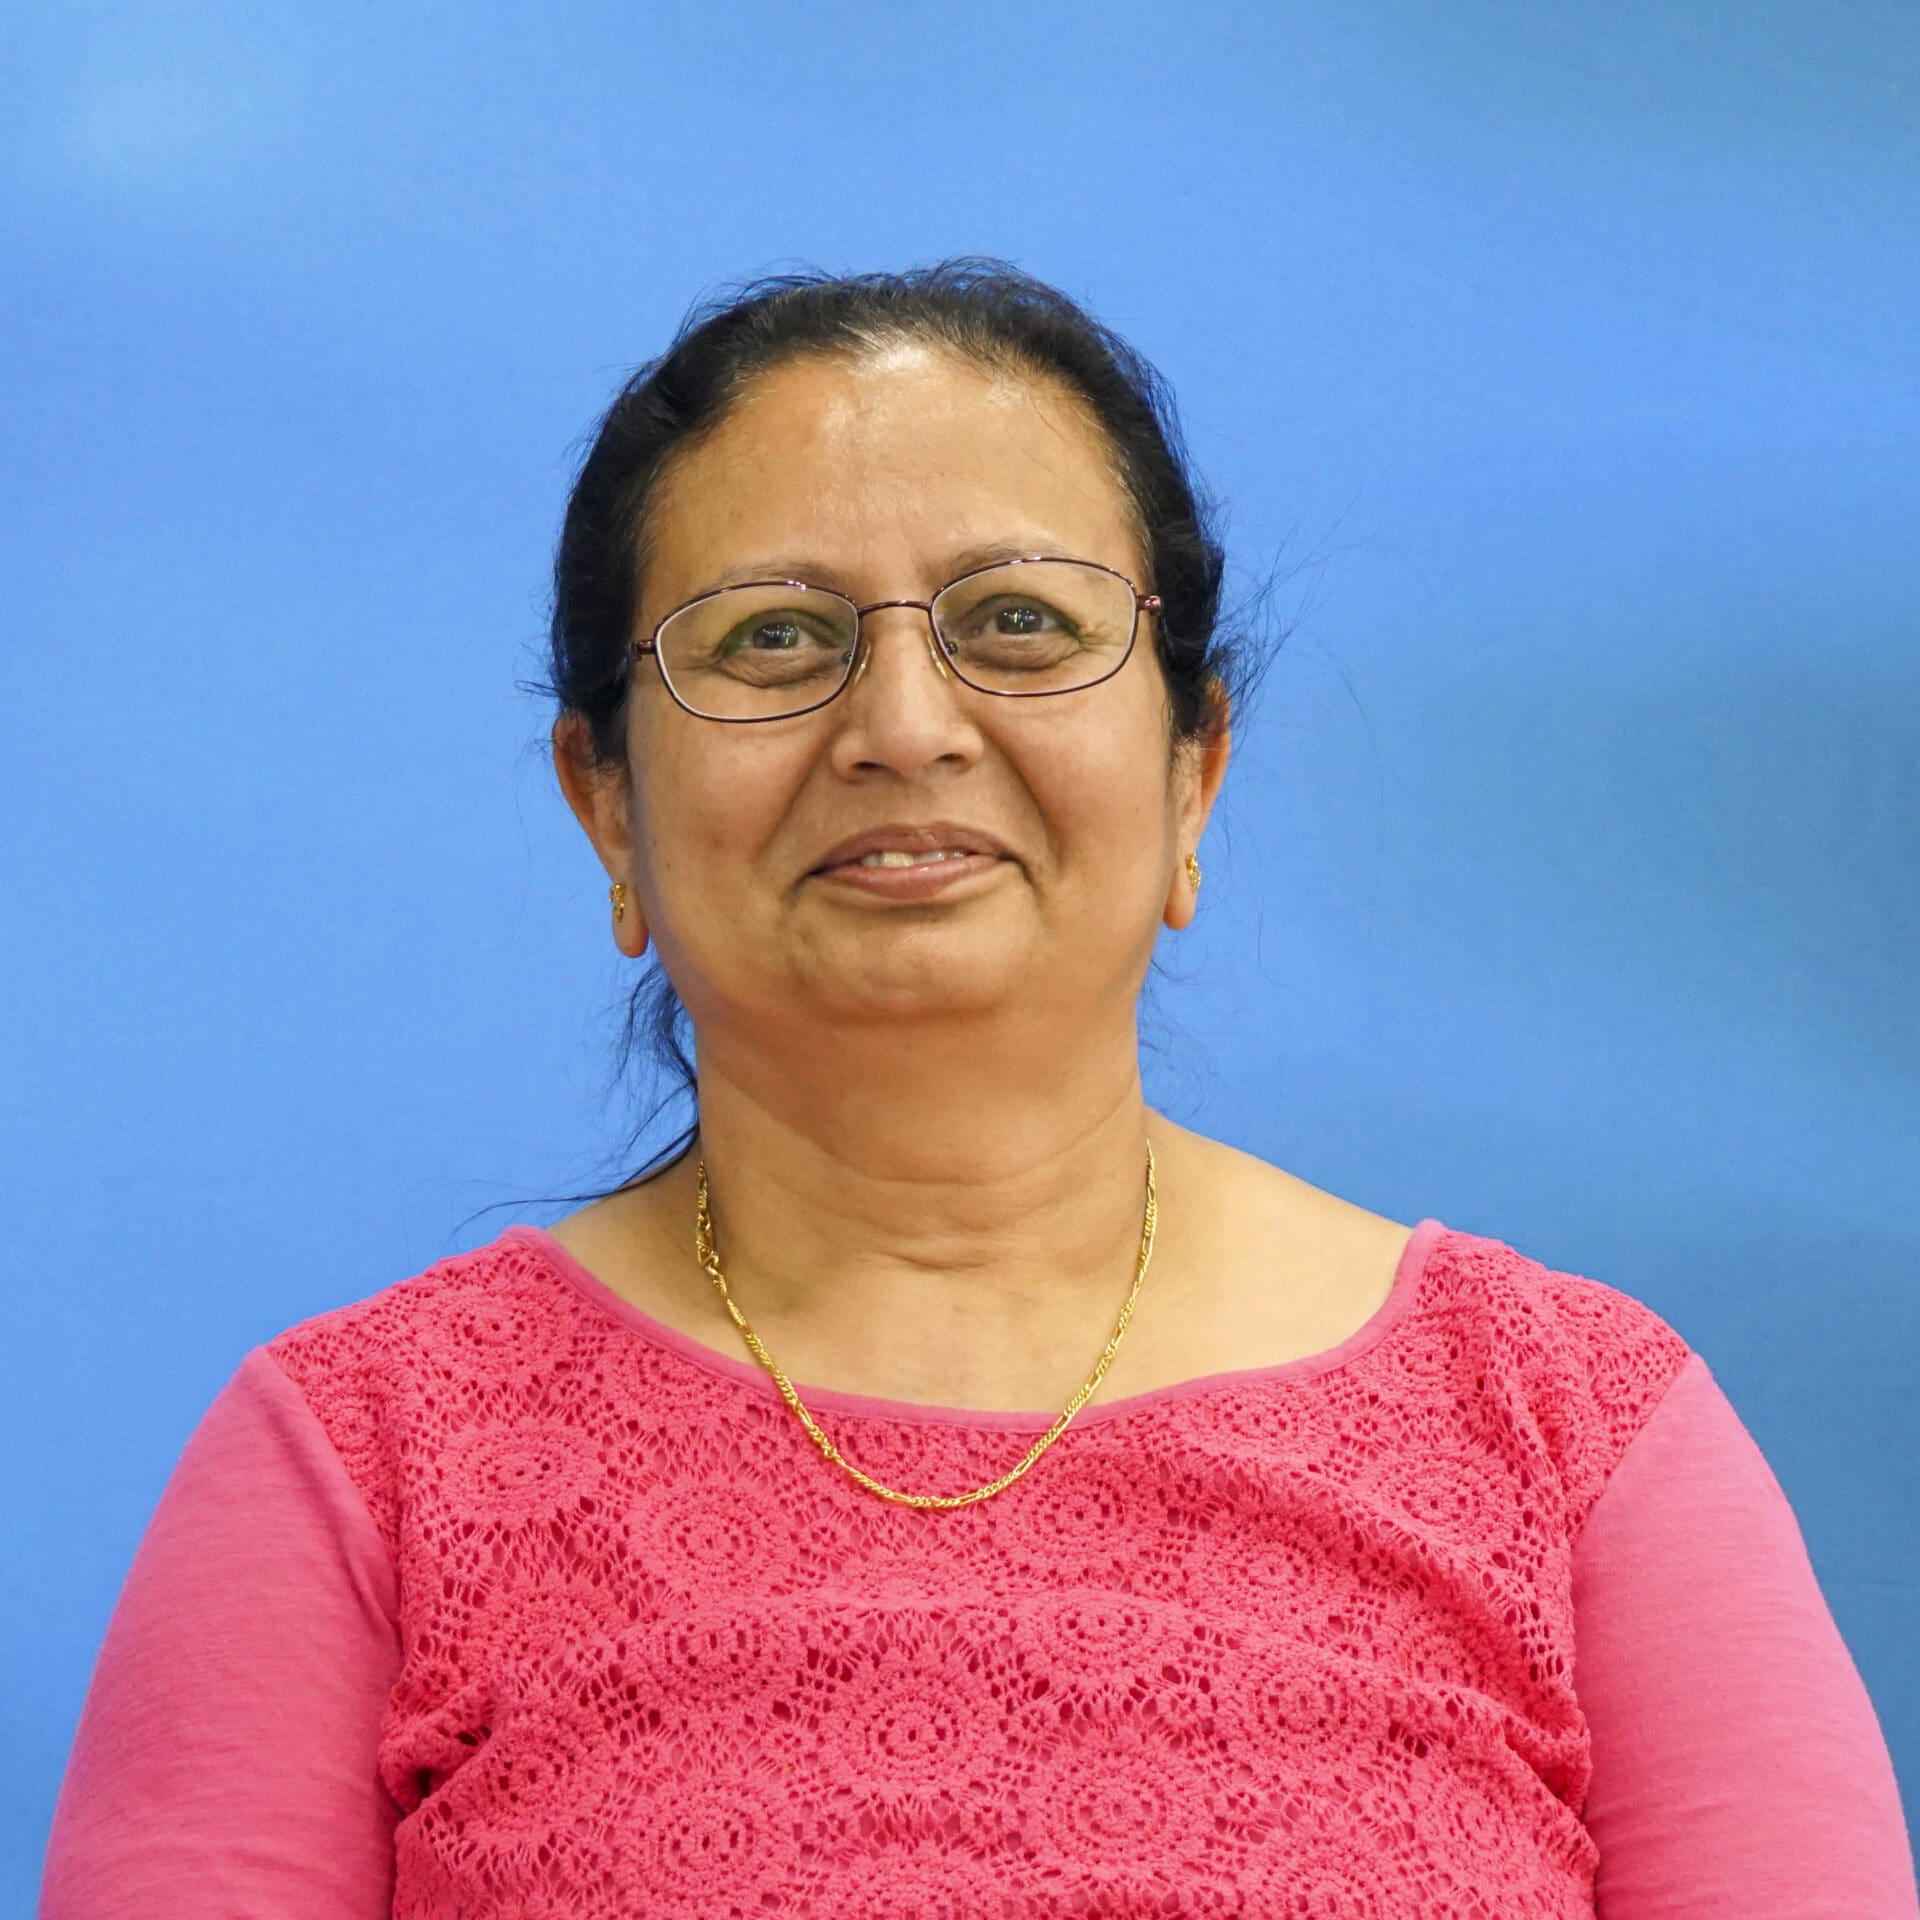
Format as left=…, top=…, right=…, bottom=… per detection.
left=1418, top=1222, right=1698, bottom=1528
left=263, top=1229, right=582, bottom=1532
left=1424, top=1222, right=1694, bottom=1376
left=268, top=1227, right=569, bottom=1377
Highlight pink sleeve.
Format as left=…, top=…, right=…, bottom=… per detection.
left=1573, top=1350, right=1919, bottom=1917
left=39, top=1345, right=403, bottom=1920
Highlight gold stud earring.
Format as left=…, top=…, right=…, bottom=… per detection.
left=1186, top=852, right=1203, bottom=892
left=610, top=881, right=628, bottom=924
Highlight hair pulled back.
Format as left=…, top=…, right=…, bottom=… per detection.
left=536, top=256, right=1263, bottom=1195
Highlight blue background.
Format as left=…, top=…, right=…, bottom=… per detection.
left=5, top=0, right=1916, bottom=1900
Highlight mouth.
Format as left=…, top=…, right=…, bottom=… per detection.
left=839, top=848, right=979, bottom=870
left=807, top=838, right=1012, bottom=901
left=807, top=822, right=1015, bottom=878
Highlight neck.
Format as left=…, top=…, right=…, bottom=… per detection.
left=669, top=1008, right=1171, bottom=1342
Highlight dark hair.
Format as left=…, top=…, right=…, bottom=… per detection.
left=520, top=255, right=1277, bottom=1212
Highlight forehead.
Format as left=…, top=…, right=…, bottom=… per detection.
left=640, top=344, right=1143, bottom=605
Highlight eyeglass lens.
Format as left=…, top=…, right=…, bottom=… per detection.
left=653, top=560, right=1138, bottom=720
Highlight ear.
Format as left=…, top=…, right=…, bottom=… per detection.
left=552, top=712, right=651, bottom=959
left=1163, top=680, right=1231, bottom=933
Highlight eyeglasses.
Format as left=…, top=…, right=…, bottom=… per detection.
left=629, top=555, right=1161, bottom=723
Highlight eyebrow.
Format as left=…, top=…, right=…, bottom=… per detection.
left=697, top=538, right=1072, bottom=597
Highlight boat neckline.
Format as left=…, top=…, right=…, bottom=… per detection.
left=499, top=1215, right=1449, bottom=1432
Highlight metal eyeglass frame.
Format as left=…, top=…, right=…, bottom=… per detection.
left=628, top=553, right=1163, bottom=723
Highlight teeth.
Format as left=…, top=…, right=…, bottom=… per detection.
left=855, top=849, right=969, bottom=867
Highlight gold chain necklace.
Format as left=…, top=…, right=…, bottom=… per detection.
left=692, top=1142, right=1159, bottom=1510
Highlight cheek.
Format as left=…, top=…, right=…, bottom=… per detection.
left=1007, top=717, right=1175, bottom=879
left=629, top=708, right=810, bottom=892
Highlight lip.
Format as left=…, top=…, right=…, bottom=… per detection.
left=810, top=851, right=1006, bottom=901
left=807, top=821, right=1015, bottom=875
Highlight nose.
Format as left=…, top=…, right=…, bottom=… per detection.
left=825, top=603, right=984, bottom=781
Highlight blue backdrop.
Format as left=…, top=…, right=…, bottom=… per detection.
left=5, top=0, right=1915, bottom=1902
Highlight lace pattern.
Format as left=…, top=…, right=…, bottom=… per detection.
left=268, top=1219, right=1693, bottom=1918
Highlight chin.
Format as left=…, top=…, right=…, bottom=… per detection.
left=801, top=947, right=1028, bottom=1023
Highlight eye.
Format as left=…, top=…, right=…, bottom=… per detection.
left=957, top=596, right=1077, bottom=641
left=727, top=616, right=816, bottom=653
left=991, top=602, right=1054, bottom=635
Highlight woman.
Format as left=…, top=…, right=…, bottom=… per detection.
left=41, top=262, right=1916, bottom=1917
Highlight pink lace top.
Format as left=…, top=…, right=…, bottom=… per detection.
left=41, top=1218, right=1919, bottom=1918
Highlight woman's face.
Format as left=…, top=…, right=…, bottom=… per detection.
left=565, top=342, right=1226, bottom=1044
